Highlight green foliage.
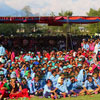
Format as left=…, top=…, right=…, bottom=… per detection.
left=1, top=8, right=100, bottom=36
left=43, top=11, right=73, bottom=36
left=21, top=6, right=36, bottom=35
left=0, top=6, right=36, bottom=36
left=86, top=8, right=100, bottom=35
left=58, top=10, right=73, bottom=16
left=0, top=24, right=18, bottom=35
left=44, top=10, right=82, bottom=36
left=57, top=10, right=73, bottom=34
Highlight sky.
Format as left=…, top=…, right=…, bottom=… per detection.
left=0, top=0, right=100, bottom=16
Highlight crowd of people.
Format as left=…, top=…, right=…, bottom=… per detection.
left=0, top=35, right=90, bottom=52
left=1, top=37, right=100, bottom=99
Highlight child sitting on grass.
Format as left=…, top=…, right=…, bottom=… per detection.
left=56, top=78, right=68, bottom=98
left=43, top=79, right=58, bottom=100
left=80, top=75, right=100, bottom=95
left=68, top=76, right=82, bottom=97
left=32, top=75, right=43, bottom=96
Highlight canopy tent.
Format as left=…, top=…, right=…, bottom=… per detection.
left=0, top=16, right=100, bottom=25
left=0, top=16, right=100, bottom=50
left=55, top=16, right=100, bottom=24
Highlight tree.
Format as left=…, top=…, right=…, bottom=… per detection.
left=21, top=6, right=36, bottom=35
left=46, top=11, right=73, bottom=36
left=50, top=12, right=55, bottom=16
left=58, top=10, right=72, bottom=16
left=41, top=11, right=82, bottom=36
left=0, top=23, right=18, bottom=36
left=86, top=8, right=100, bottom=35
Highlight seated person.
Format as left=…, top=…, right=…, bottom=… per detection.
left=32, top=75, right=43, bottom=96
left=49, top=70, right=59, bottom=87
left=68, top=76, right=82, bottom=97
left=0, top=78, right=10, bottom=99
left=93, top=72, right=100, bottom=88
left=56, top=78, right=68, bottom=98
left=9, top=78, right=29, bottom=99
left=80, top=75, right=100, bottom=95
left=20, top=78, right=29, bottom=97
left=9, top=78, right=21, bottom=99
left=43, top=79, right=58, bottom=99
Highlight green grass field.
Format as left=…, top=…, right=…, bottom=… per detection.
left=8, top=94, right=100, bottom=100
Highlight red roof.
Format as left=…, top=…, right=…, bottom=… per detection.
left=0, top=16, right=100, bottom=25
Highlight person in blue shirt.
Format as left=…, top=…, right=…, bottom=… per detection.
left=51, top=57, right=56, bottom=66
left=23, top=53, right=31, bottom=62
left=48, top=61, right=52, bottom=67
left=83, top=42, right=89, bottom=50
left=0, top=59, right=7, bottom=78
left=55, top=66, right=60, bottom=75
left=25, top=71, right=34, bottom=95
left=31, top=72, right=35, bottom=80
left=17, top=74, right=21, bottom=83
left=20, top=65, right=25, bottom=77
left=93, top=72, right=100, bottom=88
left=68, top=76, right=82, bottom=97
left=58, top=73, right=65, bottom=84
left=46, top=66, right=52, bottom=80
left=43, top=58, right=48, bottom=64
left=59, top=66, right=63, bottom=72
left=63, top=73, right=71, bottom=88
left=62, top=66, right=68, bottom=73
left=74, top=70, right=79, bottom=80
left=0, top=45, right=6, bottom=56
left=43, top=79, right=58, bottom=99
left=49, top=70, right=59, bottom=87
left=40, top=68, right=47, bottom=88
left=20, top=64, right=29, bottom=78
left=98, top=42, right=100, bottom=52
left=30, top=58, right=34, bottom=69
left=30, top=65, right=36, bottom=80
left=56, top=78, right=68, bottom=98
left=80, top=75, right=100, bottom=95
left=32, top=75, right=43, bottom=96
left=25, top=60, right=30, bottom=69
left=64, top=78, right=71, bottom=89
left=77, top=69, right=87, bottom=86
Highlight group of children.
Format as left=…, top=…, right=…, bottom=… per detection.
left=0, top=38, right=100, bottom=99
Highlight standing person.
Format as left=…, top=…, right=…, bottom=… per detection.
left=83, top=41, right=89, bottom=51
left=81, top=39, right=86, bottom=49
left=94, top=40, right=99, bottom=55
left=89, top=40, right=95, bottom=51
left=11, top=51, right=15, bottom=62
left=0, top=44, right=6, bottom=56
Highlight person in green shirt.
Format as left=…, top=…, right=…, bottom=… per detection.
left=0, top=79, right=10, bottom=99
